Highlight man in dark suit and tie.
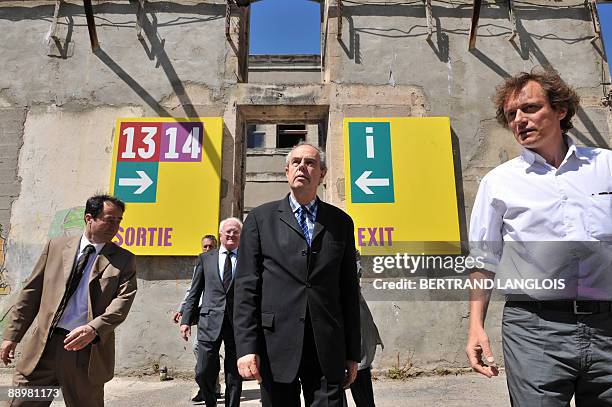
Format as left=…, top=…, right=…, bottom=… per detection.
left=180, top=218, right=243, bottom=407
left=234, top=143, right=360, bottom=407
left=0, top=194, right=137, bottom=407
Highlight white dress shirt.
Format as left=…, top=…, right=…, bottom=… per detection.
left=469, top=138, right=612, bottom=299
left=218, top=246, right=237, bottom=281
left=58, top=236, right=105, bottom=331
left=288, top=193, right=318, bottom=240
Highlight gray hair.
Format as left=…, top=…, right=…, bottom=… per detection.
left=219, top=217, right=243, bottom=233
left=285, top=142, right=327, bottom=171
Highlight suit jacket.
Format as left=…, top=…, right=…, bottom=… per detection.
left=234, top=195, right=360, bottom=383
left=3, top=236, right=137, bottom=384
left=181, top=249, right=234, bottom=342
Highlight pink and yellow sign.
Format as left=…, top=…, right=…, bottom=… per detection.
left=109, top=117, right=223, bottom=256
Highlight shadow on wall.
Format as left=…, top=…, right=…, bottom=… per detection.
left=338, top=13, right=361, bottom=64
left=451, top=128, right=468, bottom=254
left=91, top=1, right=221, bottom=119
left=92, top=5, right=224, bottom=173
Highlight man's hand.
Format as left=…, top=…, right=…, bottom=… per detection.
left=342, top=360, right=358, bottom=389
left=64, top=325, right=97, bottom=351
left=172, top=311, right=182, bottom=324
left=0, top=341, right=17, bottom=365
left=237, top=354, right=261, bottom=382
left=180, top=324, right=191, bottom=341
left=466, top=326, right=498, bottom=378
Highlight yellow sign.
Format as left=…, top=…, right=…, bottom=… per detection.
left=109, top=117, right=223, bottom=255
left=344, top=118, right=460, bottom=255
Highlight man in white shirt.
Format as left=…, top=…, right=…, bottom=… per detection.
left=466, top=69, right=612, bottom=406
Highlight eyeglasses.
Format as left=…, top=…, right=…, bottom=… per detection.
left=224, top=230, right=240, bottom=237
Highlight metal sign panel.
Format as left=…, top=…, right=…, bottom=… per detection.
left=109, top=117, right=223, bottom=255
left=344, top=117, right=461, bottom=255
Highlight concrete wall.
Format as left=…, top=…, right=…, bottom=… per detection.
left=0, top=0, right=240, bottom=375
left=323, top=0, right=611, bottom=370
left=248, top=54, right=322, bottom=84
left=0, top=0, right=610, bottom=376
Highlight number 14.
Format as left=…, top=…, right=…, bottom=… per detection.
left=165, top=127, right=201, bottom=159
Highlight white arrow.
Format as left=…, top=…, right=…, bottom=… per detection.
left=355, top=171, right=390, bottom=195
left=118, top=171, right=153, bottom=194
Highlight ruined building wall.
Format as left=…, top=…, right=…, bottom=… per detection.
left=322, top=0, right=611, bottom=371
left=0, top=0, right=609, bottom=375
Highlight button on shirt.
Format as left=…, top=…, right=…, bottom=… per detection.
left=218, top=246, right=238, bottom=281
left=58, top=236, right=105, bottom=331
left=469, top=138, right=612, bottom=299
left=288, top=194, right=318, bottom=242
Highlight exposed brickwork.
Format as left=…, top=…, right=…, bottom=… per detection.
left=0, top=107, right=25, bottom=236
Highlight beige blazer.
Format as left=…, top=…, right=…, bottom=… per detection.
left=3, top=236, right=137, bottom=384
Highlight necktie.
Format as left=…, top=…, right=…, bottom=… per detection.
left=222, top=251, right=233, bottom=292
left=50, top=244, right=96, bottom=334
left=297, top=206, right=311, bottom=245
left=67, top=244, right=96, bottom=299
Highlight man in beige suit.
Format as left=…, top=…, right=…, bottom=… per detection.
left=0, top=194, right=137, bottom=406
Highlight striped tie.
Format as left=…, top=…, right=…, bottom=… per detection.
left=297, top=206, right=311, bottom=245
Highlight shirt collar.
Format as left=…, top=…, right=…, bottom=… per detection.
left=220, top=245, right=237, bottom=256
left=566, top=136, right=589, bottom=160
left=80, top=235, right=105, bottom=255
left=520, top=135, right=587, bottom=168
left=288, top=193, right=317, bottom=214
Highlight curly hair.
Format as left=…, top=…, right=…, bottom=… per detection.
left=493, top=68, right=580, bottom=133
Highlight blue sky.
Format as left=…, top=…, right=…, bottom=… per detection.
left=249, top=0, right=321, bottom=55
left=598, top=3, right=612, bottom=66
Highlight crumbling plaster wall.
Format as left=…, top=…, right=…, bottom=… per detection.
left=0, top=0, right=243, bottom=375
left=0, top=0, right=610, bottom=377
left=323, top=0, right=612, bottom=371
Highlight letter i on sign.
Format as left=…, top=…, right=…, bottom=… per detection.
left=366, top=127, right=375, bottom=158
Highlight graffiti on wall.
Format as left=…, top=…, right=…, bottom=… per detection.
left=0, top=207, right=84, bottom=298
left=48, top=207, right=85, bottom=238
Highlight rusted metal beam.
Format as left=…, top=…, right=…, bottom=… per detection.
left=425, top=0, right=434, bottom=40
left=135, top=0, right=146, bottom=40
left=507, top=0, right=517, bottom=41
left=48, top=0, right=62, bottom=41
left=586, top=0, right=601, bottom=44
left=468, top=0, right=482, bottom=50
left=226, top=0, right=233, bottom=41
left=337, top=0, right=343, bottom=39
left=237, top=5, right=250, bottom=82
left=83, top=0, right=99, bottom=50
